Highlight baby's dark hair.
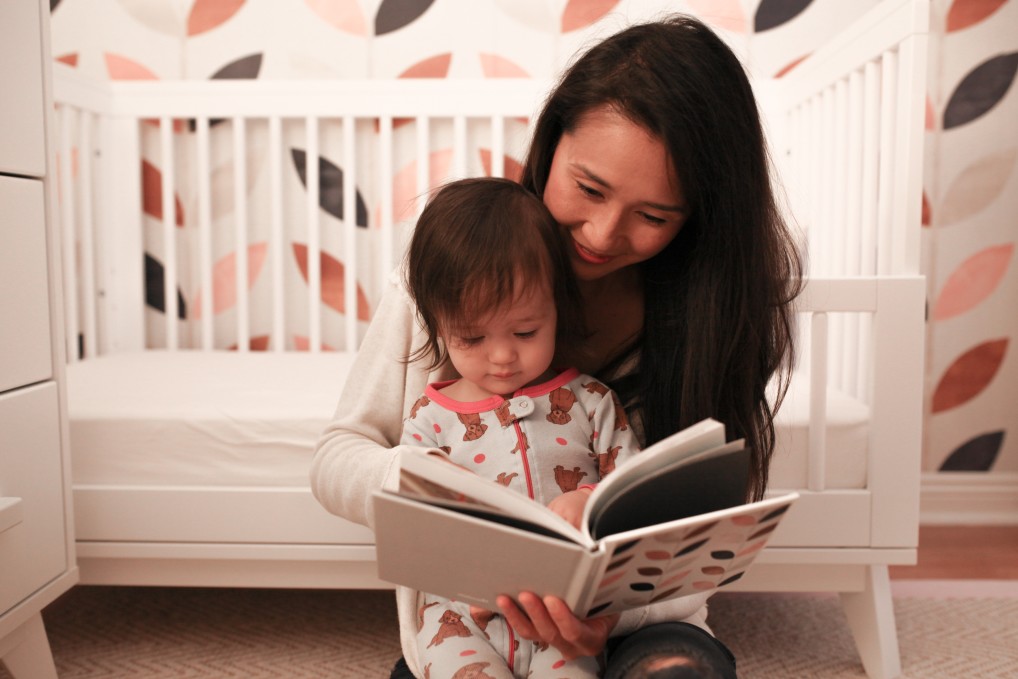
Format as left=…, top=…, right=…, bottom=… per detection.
left=404, top=177, right=585, bottom=370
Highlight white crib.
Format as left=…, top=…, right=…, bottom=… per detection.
left=51, top=1, right=928, bottom=677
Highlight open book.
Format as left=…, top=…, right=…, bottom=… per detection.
left=372, top=418, right=798, bottom=618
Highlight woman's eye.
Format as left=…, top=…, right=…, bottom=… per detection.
left=639, top=212, right=667, bottom=225
left=577, top=182, right=602, bottom=199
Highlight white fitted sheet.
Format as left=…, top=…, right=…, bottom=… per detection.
left=66, top=352, right=869, bottom=490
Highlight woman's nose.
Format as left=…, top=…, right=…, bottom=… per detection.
left=585, top=207, right=624, bottom=250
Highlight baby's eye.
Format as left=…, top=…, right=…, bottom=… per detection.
left=455, top=336, right=483, bottom=347
left=514, top=330, right=538, bottom=339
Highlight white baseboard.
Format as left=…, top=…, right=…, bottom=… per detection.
left=920, top=472, right=1018, bottom=525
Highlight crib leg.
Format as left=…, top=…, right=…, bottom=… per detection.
left=0, top=613, right=59, bottom=679
left=840, top=565, right=902, bottom=679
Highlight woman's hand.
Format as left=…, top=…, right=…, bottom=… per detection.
left=546, top=487, right=593, bottom=529
left=496, top=592, right=619, bottom=660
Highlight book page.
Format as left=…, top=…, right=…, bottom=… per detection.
left=398, top=450, right=587, bottom=545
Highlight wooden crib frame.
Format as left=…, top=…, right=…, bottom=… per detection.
left=52, top=1, right=928, bottom=677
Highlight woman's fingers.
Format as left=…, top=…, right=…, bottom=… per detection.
left=497, top=592, right=617, bottom=660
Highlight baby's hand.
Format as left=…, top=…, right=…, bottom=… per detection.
left=547, top=488, right=593, bottom=529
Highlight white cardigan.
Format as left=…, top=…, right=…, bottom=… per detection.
left=311, top=272, right=710, bottom=678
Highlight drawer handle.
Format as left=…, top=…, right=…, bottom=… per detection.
left=0, top=497, right=24, bottom=534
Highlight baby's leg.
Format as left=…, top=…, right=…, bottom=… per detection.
left=417, top=598, right=514, bottom=679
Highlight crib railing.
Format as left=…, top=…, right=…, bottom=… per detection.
left=53, top=71, right=549, bottom=358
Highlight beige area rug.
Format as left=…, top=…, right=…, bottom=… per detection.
left=3, top=585, right=1015, bottom=678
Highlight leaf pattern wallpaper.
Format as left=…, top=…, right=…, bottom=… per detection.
left=48, top=0, right=1018, bottom=476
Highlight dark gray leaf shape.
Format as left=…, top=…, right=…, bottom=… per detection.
left=145, top=253, right=187, bottom=319
left=291, top=148, right=369, bottom=227
left=210, top=53, right=263, bottom=80
left=943, top=52, right=1018, bottom=129
left=375, top=0, right=435, bottom=36
left=51, top=0, right=63, bottom=11
left=939, top=431, right=1005, bottom=471
left=755, top=0, right=812, bottom=32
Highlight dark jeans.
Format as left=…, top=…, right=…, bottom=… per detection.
left=389, top=622, right=736, bottom=678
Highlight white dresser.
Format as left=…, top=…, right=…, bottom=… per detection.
left=0, top=1, right=79, bottom=676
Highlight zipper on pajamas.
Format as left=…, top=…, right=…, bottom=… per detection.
left=512, top=420, right=535, bottom=499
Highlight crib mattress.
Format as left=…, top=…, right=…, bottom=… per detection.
left=65, top=352, right=869, bottom=490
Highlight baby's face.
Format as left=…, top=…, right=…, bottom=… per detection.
left=442, top=284, right=557, bottom=400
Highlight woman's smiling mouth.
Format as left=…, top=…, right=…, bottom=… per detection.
left=573, top=240, right=613, bottom=265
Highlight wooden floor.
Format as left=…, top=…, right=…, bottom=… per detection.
left=889, top=525, right=1018, bottom=580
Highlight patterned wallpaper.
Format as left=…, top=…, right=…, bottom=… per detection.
left=49, top=0, right=1017, bottom=477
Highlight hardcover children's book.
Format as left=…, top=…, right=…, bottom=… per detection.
left=372, top=418, right=798, bottom=618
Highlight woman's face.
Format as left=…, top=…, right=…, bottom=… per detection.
left=543, top=106, right=688, bottom=283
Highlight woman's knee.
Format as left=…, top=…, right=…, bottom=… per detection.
left=604, top=623, right=737, bottom=679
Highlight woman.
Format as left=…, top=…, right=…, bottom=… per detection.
left=312, top=14, right=802, bottom=679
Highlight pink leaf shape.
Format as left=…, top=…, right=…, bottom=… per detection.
left=294, top=336, right=336, bottom=351
left=479, top=54, right=530, bottom=78
left=946, top=0, right=1007, bottom=32
left=932, top=338, right=1008, bottom=413
left=104, top=53, right=159, bottom=80
left=56, top=53, right=79, bottom=67
left=188, top=0, right=245, bottom=36
left=925, top=95, right=936, bottom=130
left=304, top=0, right=368, bottom=35
left=686, top=0, right=748, bottom=33
left=933, top=243, right=1014, bottom=320
left=141, top=160, right=184, bottom=226
left=939, top=148, right=1017, bottom=225
left=292, top=244, right=371, bottom=321
left=192, top=242, right=268, bottom=318
left=561, top=0, right=619, bottom=32
left=478, top=149, right=524, bottom=183
left=922, top=190, right=931, bottom=227
left=399, top=53, right=452, bottom=78
left=775, top=54, right=810, bottom=78
left=387, top=149, right=454, bottom=223
left=229, top=335, right=271, bottom=351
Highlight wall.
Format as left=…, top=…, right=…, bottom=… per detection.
left=48, top=0, right=1018, bottom=481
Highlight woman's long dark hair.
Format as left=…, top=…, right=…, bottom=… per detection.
left=521, top=16, right=804, bottom=501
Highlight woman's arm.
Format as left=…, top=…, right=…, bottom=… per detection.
left=310, top=274, right=449, bottom=528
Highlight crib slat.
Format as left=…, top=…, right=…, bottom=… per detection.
left=831, top=80, right=848, bottom=389
left=160, top=116, right=179, bottom=350
left=844, top=70, right=865, bottom=397
left=453, top=115, right=468, bottom=180
left=343, top=114, right=358, bottom=352
left=233, top=117, right=250, bottom=352
left=306, top=116, right=322, bottom=353
left=78, top=109, right=98, bottom=360
left=196, top=117, right=214, bottom=350
left=876, top=51, right=897, bottom=276
left=491, top=115, right=505, bottom=179
left=59, top=106, right=80, bottom=363
left=379, top=115, right=394, bottom=294
left=808, top=312, right=828, bottom=492
left=892, top=33, right=927, bottom=275
left=269, top=115, right=285, bottom=352
left=415, top=116, right=429, bottom=220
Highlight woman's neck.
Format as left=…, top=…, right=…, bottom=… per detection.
left=563, top=269, right=644, bottom=375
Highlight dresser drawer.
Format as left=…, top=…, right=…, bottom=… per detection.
left=0, top=176, right=52, bottom=393
left=0, top=383, right=67, bottom=616
left=0, top=0, right=47, bottom=177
